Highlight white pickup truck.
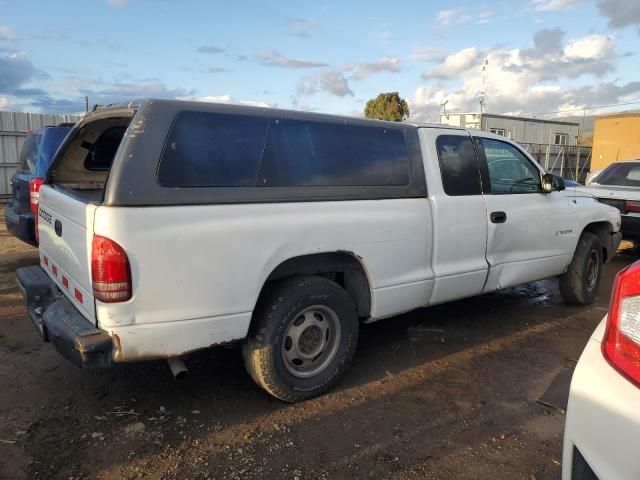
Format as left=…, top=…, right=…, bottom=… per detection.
left=17, top=99, right=621, bottom=401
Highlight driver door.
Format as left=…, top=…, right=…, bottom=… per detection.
left=475, top=136, right=578, bottom=291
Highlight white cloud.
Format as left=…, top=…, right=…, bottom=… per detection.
left=436, top=10, right=456, bottom=25
left=410, top=44, right=445, bottom=62
left=106, top=0, right=127, bottom=6
left=436, top=9, right=475, bottom=25
left=531, top=0, right=584, bottom=11
left=596, top=0, right=640, bottom=29
left=257, top=49, right=327, bottom=69
left=197, top=45, right=225, bottom=54
left=564, top=34, right=614, bottom=60
left=0, top=25, right=12, bottom=40
left=0, top=97, right=8, bottom=109
left=409, top=30, right=632, bottom=122
left=478, top=10, right=493, bottom=23
left=378, top=31, right=394, bottom=41
left=297, top=68, right=353, bottom=97
left=425, top=47, right=480, bottom=79
left=193, top=94, right=273, bottom=108
left=353, top=57, right=401, bottom=80
left=286, top=17, right=316, bottom=38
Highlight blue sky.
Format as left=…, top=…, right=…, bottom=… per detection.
left=0, top=0, right=639, bottom=121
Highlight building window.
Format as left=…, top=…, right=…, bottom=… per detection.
left=490, top=128, right=507, bottom=137
left=555, top=133, right=568, bottom=145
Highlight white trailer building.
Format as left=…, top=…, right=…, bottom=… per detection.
left=439, top=112, right=580, bottom=146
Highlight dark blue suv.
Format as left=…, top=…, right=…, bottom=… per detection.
left=4, top=124, right=74, bottom=245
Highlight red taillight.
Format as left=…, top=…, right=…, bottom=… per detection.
left=29, top=178, right=43, bottom=215
left=603, top=260, right=640, bottom=388
left=91, top=235, right=132, bottom=303
left=30, top=178, right=44, bottom=242
left=625, top=200, right=640, bottom=213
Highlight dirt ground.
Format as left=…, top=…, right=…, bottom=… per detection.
left=0, top=205, right=636, bottom=480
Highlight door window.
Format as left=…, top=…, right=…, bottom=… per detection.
left=435, top=135, right=482, bottom=196
left=477, top=138, right=542, bottom=194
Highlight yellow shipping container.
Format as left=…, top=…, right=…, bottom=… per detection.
left=591, top=113, right=640, bottom=170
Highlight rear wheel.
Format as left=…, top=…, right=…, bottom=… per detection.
left=559, top=232, right=602, bottom=305
left=243, top=275, right=359, bottom=402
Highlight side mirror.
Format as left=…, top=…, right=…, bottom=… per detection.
left=542, top=173, right=565, bottom=193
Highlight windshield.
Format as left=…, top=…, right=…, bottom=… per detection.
left=594, top=162, right=640, bottom=187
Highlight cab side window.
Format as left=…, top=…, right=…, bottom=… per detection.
left=477, top=138, right=541, bottom=194
left=436, top=135, right=482, bottom=196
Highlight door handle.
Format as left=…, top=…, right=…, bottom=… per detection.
left=490, top=211, right=507, bottom=224
left=54, top=219, right=62, bottom=237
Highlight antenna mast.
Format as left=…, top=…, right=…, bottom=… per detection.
left=480, top=58, right=488, bottom=114
left=440, top=100, right=449, bottom=120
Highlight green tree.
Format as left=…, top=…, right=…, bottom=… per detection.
left=364, top=92, right=410, bottom=122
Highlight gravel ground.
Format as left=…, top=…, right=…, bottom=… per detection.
left=0, top=204, right=636, bottom=480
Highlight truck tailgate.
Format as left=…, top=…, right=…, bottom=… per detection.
left=37, top=185, right=97, bottom=322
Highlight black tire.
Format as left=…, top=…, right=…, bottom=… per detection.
left=559, top=232, right=602, bottom=305
left=243, top=275, right=359, bottom=402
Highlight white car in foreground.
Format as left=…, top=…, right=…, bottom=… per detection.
left=563, top=260, right=640, bottom=480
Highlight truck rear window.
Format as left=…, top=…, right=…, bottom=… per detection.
left=157, top=111, right=410, bottom=188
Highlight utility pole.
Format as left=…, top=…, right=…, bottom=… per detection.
left=84, top=96, right=89, bottom=113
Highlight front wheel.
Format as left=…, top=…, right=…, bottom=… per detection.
left=243, top=275, right=359, bottom=402
left=559, top=232, right=602, bottom=305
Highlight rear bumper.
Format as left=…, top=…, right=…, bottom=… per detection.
left=4, top=204, right=36, bottom=246
left=620, top=214, right=640, bottom=239
left=16, top=265, right=113, bottom=368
